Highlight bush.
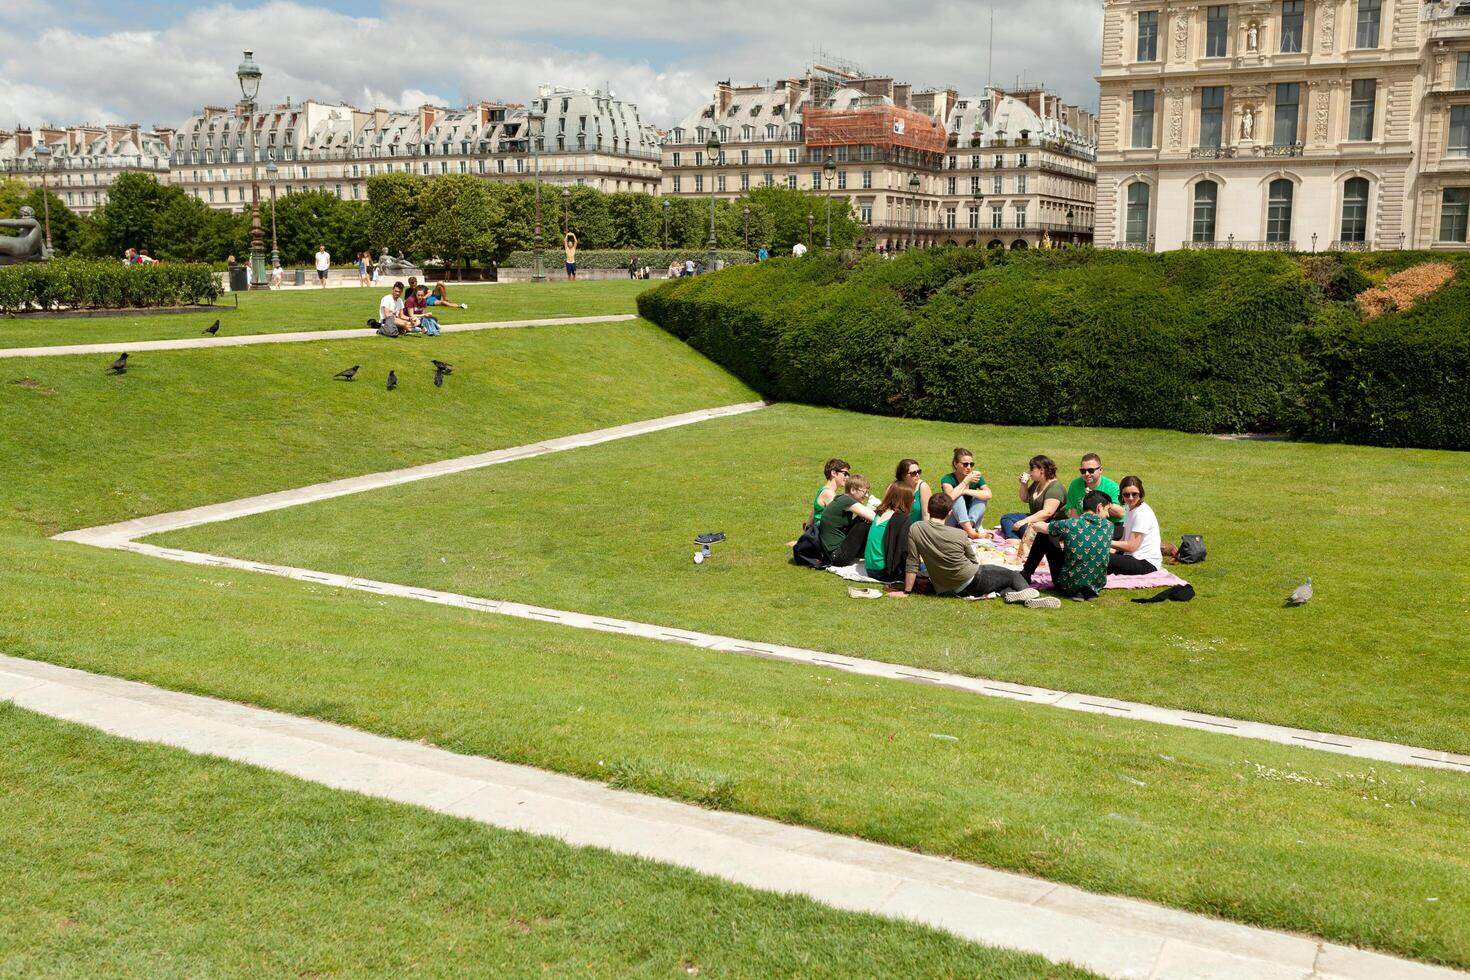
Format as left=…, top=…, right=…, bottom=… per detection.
left=638, top=246, right=1469, bottom=450
left=0, top=259, right=220, bottom=313
left=504, top=249, right=757, bottom=271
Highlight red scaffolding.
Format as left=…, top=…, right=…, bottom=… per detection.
left=803, top=103, right=947, bottom=154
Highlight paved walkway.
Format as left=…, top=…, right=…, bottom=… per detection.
left=0, top=313, right=637, bottom=359
left=0, top=655, right=1456, bottom=980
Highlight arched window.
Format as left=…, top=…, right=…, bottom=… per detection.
left=1192, top=180, right=1218, bottom=242
left=1267, top=178, right=1294, bottom=243
left=1125, top=182, right=1151, bottom=244
left=1340, top=177, right=1369, bottom=242
left=1010, top=239, right=1029, bottom=250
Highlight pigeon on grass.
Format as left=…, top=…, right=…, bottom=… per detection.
left=203, top=319, right=220, bottom=335
left=1285, top=578, right=1313, bottom=606
left=386, top=369, right=398, bottom=391
left=433, top=367, right=446, bottom=388
left=333, top=365, right=359, bottom=381
left=431, top=359, right=454, bottom=374
left=108, top=353, right=129, bottom=374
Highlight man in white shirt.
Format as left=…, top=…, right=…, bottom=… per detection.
left=314, top=245, right=331, bottom=287
left=792, top=241, right=808, bottom=257
left=377, top=281, right=414, bottom=336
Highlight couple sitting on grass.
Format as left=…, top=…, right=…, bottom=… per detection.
left=374, top=279, right=468, bottom=338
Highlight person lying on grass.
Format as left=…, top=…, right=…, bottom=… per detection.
left=427, top=282, right=468, bottom=310
left=817, top=474, right=874, bottom=567
left=941, top=447, right=991, bottom=540
left=1029, top=490, right=1114, bottom=601
left=891, top=492, right=1038, bottom=602
left=1108, top=476, right=1163, bottom=575
left=863, top=482, right=915, bottom=584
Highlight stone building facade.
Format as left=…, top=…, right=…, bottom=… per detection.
left=0, top=125, right=174, bottom=213
left=1095, top=0, right=1470, bottom=251
left=661, top=66, right=1097, bottom=250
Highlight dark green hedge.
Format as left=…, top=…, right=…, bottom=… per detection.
left=0, top=259, right=220, bottom=313
left=637, top=247, right=1468, bottom=450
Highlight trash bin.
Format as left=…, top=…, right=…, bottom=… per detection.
left=228, top=266, right=249, bottom=292
left=293, top=269, right=306, bottom=287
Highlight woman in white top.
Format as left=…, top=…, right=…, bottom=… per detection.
left=1109, top=476, right=1163, bottom=574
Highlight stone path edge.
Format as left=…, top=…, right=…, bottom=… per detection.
left=0, top=655, right=1459, bottom=980
left=0, top=313, right=637, bottom=359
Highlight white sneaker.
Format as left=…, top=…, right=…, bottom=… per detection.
left=1024, top=596, right=1062, bottom=609
left=1004, top=588, right=1040, bottom=604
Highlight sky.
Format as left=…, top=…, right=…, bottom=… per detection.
left=0, top=0, right=1104, bottom=132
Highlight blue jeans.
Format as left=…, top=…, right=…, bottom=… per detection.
left=999, top=512, right=1029, bottom=539
left=946, top=495, right=988, bottom=529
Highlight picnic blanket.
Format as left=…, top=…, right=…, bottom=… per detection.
left=987, top=529, right=1189, bottom=591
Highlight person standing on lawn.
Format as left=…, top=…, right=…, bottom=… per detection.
left=315, top=244, right=331, bottom=287
left=1066, top=452, right=1126, bottom=539
left=941, top=448, right=992, bottom=539
left=1029, top=490, right=1115, bottom=600
left=894, top=493, right=1039, bottom=601
left=564, top=233, right=578, bottom=280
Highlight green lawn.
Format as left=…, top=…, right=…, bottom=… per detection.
left=0, top=705, right=1091, bottom=979
left=1, top=319, right=754, bottom=537
left=0, top=279, right=651, bottom=348
left=8, top=536, right=1469, bottom=967
left=160, top=403, right=1470, bottom=756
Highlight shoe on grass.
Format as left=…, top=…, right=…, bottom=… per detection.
left=1024, top=596, right=1062, bottom=609
left=1004, top=588, right=1041, bottom=604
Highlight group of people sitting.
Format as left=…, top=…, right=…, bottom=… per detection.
left=797, top=449, right=1169, bottom=606
left=373, top=277, right=467, bottom=337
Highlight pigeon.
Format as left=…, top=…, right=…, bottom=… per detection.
left=334, top=365, right=359, bottom=381
left=431, top=359, right=454, bottom=374
left=108, top=353, right=129, bottom=374
left=433, top=367, right=446, bottom=388
left=1285, top=577, right=1313, bottom=606
left=386, top=369, right=398, bottom=391
left=202, top=319, right=220, bottom=335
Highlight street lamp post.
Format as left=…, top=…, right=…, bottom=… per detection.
left=33, top=143, right=53, bottom=255
left=742, top=204, right=750, bottom=249
left=806, top=212, right=814, bottom=248
left=530, top=105, right=546, bottom=281
left=823, top=154, right=836, bottom=249
left=236, top=51, right=267, bottom=289
left=1066, top=208, right=1075, bottom=246
left=970, top=193, right=984, bottom=246
left=662, top=198, right=670, bottom=250
left=1311, top=232, right=1318, bottom=253
left=266, top=157, right=279, bottom=273
left=705, top=133, right=720, bottom=270
left=908, top=173, right=920, bottom=249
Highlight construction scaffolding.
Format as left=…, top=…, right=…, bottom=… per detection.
left=803, top=101, right=947, bottom=154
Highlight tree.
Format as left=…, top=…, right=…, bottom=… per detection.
left=88, top=172, right=172, bottom=258
left=152, top=194, right=244, bottom=263
left=413, top=174, right=501, bottom=268
left=365, top=173, right=425, bottom=256
left=604, top=193, right=661, bottom=249
left=742, top=186, right=859, bottom=252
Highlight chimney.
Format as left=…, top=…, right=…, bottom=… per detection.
left=715, top=81, right=733, bottom=117
left=786, top=78, right=803, bottom=115
left=16, top=129, right=33, bottom=153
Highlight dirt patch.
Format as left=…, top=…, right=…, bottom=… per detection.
left=10, top=378, right=55, bottom=394
left=1355, top=262, right=1455, bottom=319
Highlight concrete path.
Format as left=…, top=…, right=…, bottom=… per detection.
left=0, top=313, right=637, bottom=359
left=0, top=655, right=1456, bottom=980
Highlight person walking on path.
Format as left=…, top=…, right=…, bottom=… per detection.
left=315, top=245, right=331, bottom=287
left=564, top=233, right=578, bottom=281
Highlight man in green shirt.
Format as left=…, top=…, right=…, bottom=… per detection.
left=1065, top=452, right=1126, bottom=540
left=1032, top=490, right=1114, bottom=599
left=817, top=474, right=875, bottom=565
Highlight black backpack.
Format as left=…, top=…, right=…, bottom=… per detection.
left=791, top=522, right=826, bottom=569
left=1177, top=534, right=1206, bottom=564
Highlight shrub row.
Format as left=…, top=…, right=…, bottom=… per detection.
left=637, top=247, right=1468, bottom=450
left=504, top=249, right=756, bottom=270
left=0, top=260, right=220, bottom=313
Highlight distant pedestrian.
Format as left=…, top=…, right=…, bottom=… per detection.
left=757, top=244, right=769, bottom=261
left=315, top=244, right=331, bottom=287
left=357, top=251, right=371, bottom=287
left=628, top=254, right=639, bottom=279
left=269, top=257, right=283, bottom=289
left=792, top=241, right=808, bottom=257
left=564, top=232, right=578, bottom=281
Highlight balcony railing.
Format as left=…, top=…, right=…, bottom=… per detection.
left=1254, top=143, right=1304, bottom=158
left=1328, top=240, right=1373, bottom=251
left=1181, top=239, right=1295, bottom=251
left=1099, top=241, right=1153, bottom=252
left=1190, top=146, right=1236, bottom=159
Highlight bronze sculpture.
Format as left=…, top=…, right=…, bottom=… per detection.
left=0, top=206, right=49, bottom=265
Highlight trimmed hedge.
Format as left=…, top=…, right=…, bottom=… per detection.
left=0, top=260, right=220, bottom=313
left=504, top=249, right=756, bottom=270
left=637, top=247, right=1469, bottom=450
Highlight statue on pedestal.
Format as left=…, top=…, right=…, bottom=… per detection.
left=0, top=207, right=48, bottom=266
left=1240, top=107, right=1256, bottom=142
left=376, top=250, right=419, bottom=277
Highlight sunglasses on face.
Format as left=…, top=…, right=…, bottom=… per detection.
left=1121, top=491, right=1141, bottom=499
left=836, top=470, right=849, bottom=477
left=958, top=461, right=974, bottom=468
left=907, top=469, right=922, bottom=477
left=1080, top=467, right=1100, bottom=474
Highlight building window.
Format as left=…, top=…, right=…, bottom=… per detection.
left=787, top=148, right=797, bottom=163
left=1014, top=206, right=1027, bottom=228
left=1137, top=10, right=1159, bottom=61
left=968, top=206, right=980, bottom=229
left=994, top=154, right=1004, bottom=169
left=786, top=174, right=797, bottom=189
left=740, top=173, right=749, bottom=190
left=837, top=171, right=848, bottom=190
left=1018, top=153, right=1028, bottom=167
left=1192, top=180, right=1218, bottom=242
left=1340, top=177, right=1369, bottom=242
left=1450, top=106, right=1470, bottom=158
left=693, top=174, right=703, bottom=192
left=992, top=205, right=1004, bottom=228
left=671, top=175, right=681, bottom=192
left=1355, top=0, right=1380, bottom=49
left=762, top=173, right=773, bottom=187
left=672, top=151, right=680, bottom=166
left=1459, top=53, right=1470, bottom=90
left=1132, top=90, right=1156, bottom=148
left=1200, top=86, right=1225, bottom=148
left=1280, top=0, right=1305, bottom=52
left=763, top=148, right=774, bottom=164
left=860, top=205, right=873, bottom=224
left=1016, top=174, right=1028, bottom=193
left=1125, top=182, right=1150, bottom=244
left=863, top=170, right=873, bottom=189
left=1267, top=178, right=1294, bottom=242
left=1441, top=188, right=1469, bottom=242
left=717, top=174, right=726, bottom=192
left=944, top=176, right=955, bottom=195
left=1206, top=6, right=1230, bottom=57
left=946, top=207, right=957, bottom=229
left=993, top=175, right=1004, bottom=194
left=969, top=175, right=980, bottom=194
left=1274, top=83, right=1301, bottom=146
left=812, top=169, right=821, bottom=187
left=1348, top=79, right=1376, bottom=140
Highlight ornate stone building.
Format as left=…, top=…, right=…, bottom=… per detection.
left=661, top=65, right=1097, bottom=250
left=1095, top=0, right=1470, bottom=251
left=0, top=125, right=174, bottom=213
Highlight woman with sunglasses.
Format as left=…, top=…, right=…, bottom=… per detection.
left=1000, top=455, right=1066, bottom=542
left=811, top=458, right=851, bottom=527
left=896, top=458, right=932, bottom=525
left=940, top=448, right=992, bottom=540
left=863, top=482, right=916, bottom=583
left=1108, top=476, right=1163, bottom=574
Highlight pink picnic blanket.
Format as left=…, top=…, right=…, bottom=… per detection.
left=988, top=529, right=1188, bottom=591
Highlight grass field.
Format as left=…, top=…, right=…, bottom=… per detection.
left=160, top=402, right=1470, bottom=755
left=0, top=704, right=1092, bottom=979
left=0, top=280, right=651, bottom=348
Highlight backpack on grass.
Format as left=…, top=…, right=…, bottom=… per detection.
left=791, top=522, right=826, bottom=569
left=1176, top=534, right=1206, bottom=564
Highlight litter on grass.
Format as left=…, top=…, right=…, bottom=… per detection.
left=929, top=733, right=959, bottom=742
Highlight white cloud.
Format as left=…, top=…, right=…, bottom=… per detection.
left=0, top=0, right=1103, bottom=131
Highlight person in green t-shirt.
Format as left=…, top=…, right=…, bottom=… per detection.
left=818, top=474, right=876, bottom=565
left=1065, top=452, right=1126, bottom=539
left=939, top=447, right=992, bottom=539
left=863, top=481, right=916, bottom=583
left=896, top=458, right=932, bottom=525
left=810, top=457, right=850, bottom=527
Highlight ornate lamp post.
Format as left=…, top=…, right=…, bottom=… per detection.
left=562, top=187, right=571, bottom=237
left=1311, top=231, right=1318, bottom=253
left=742, top=204, right=750, bottom=248
left=823, top=154, right=836, bottom=249
left=705, top=132, right=720, bottom=270
left=662, top=198, right=671, bottom=250
left=266, top=157, right=279, bottom=272
left=530, top=105, right=546, bottom=281
left=908, top=173, right=921, bottom=249
left=33, top=143, right=53, bottom=255
left=971, top=193, right=984, bottom=246
left=806, top=212, right=815, bottom=248
left=236, top=51, right=267, bottom=289
left=1066, top=207, right=1075, bottom=246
